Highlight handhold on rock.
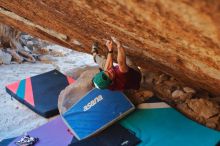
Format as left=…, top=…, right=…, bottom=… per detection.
left=171, top=89, right=193, bottom=101
left=172, top=90, right=185, bottom=98
left=183, top=87, right=196, bottom=94
left=156, top=74, right=170, bottom=84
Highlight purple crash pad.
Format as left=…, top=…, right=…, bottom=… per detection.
left=9, top=117, right=73, bottom=146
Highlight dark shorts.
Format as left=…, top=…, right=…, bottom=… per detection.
left=125, top=67, right=141, bottom=90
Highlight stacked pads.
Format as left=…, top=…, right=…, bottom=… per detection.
left=67, top=96, right=220, bottom=146
left=5, top=69, right=220, bottom=146
left=60, top=88, right=220, bottom=145
left=6, top=87, right=140, bottom=146
left=7, top=96, right=220, bottom=146
left=62, top=88, right=135, bottom=140
left=6, top=69, right=75, bottom=118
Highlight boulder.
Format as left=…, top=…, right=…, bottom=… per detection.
left=58, top=67, right=99, bottom=114
left=0, top=50, right=12, bottom=65
left=37, top=55, right=56, bottom=62
left=1, top=0, right=220, bottom=96
left=187, top=98, right=219, bottom=119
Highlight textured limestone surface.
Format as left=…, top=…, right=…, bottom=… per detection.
left=0, top=0, right=220, bottom=95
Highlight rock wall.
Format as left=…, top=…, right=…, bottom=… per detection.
left=0, top=0, right=220, bottom=95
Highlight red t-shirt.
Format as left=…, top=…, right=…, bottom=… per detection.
left=108, top=65, right=141, bottom=91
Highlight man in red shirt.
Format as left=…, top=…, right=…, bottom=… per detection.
left=92, top=37, right=141, bottom=91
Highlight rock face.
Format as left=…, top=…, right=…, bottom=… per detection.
left=141, top=69, right=220, bottom=130
left=187, top=98, right=219, bottom=119
left=1, top=0, right=220, bottom=96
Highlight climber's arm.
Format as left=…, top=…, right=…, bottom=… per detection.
left=104, top=40, right=113, bottom=70
left=111, top=37, right=128, bottom=73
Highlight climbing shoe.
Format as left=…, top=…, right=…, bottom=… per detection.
left=91, top=42, right=99, bottom=54
left=15, top=134, right=39, bottom=146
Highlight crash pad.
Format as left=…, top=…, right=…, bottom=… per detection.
left=6, top=69, right=75, bottom=118
left=62, top=88, right=135, bottom=140
left=120, top=97, right=220, bottom=146
left=68, top=123, right=141, bottom=146
left=0, top=137, right=16, bottom=146
left=9, top=117, right=73, bottom=146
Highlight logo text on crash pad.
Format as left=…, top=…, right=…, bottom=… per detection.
left=83, top=95, right=103, bottom=111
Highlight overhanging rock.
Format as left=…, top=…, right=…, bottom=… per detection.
left=0, top=0, right=220, bottom=95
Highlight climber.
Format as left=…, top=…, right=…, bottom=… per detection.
left=91, top=37, right=141, bottom=91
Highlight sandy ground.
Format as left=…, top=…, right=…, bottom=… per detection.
left=0, top=45, right=96, bottom=141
